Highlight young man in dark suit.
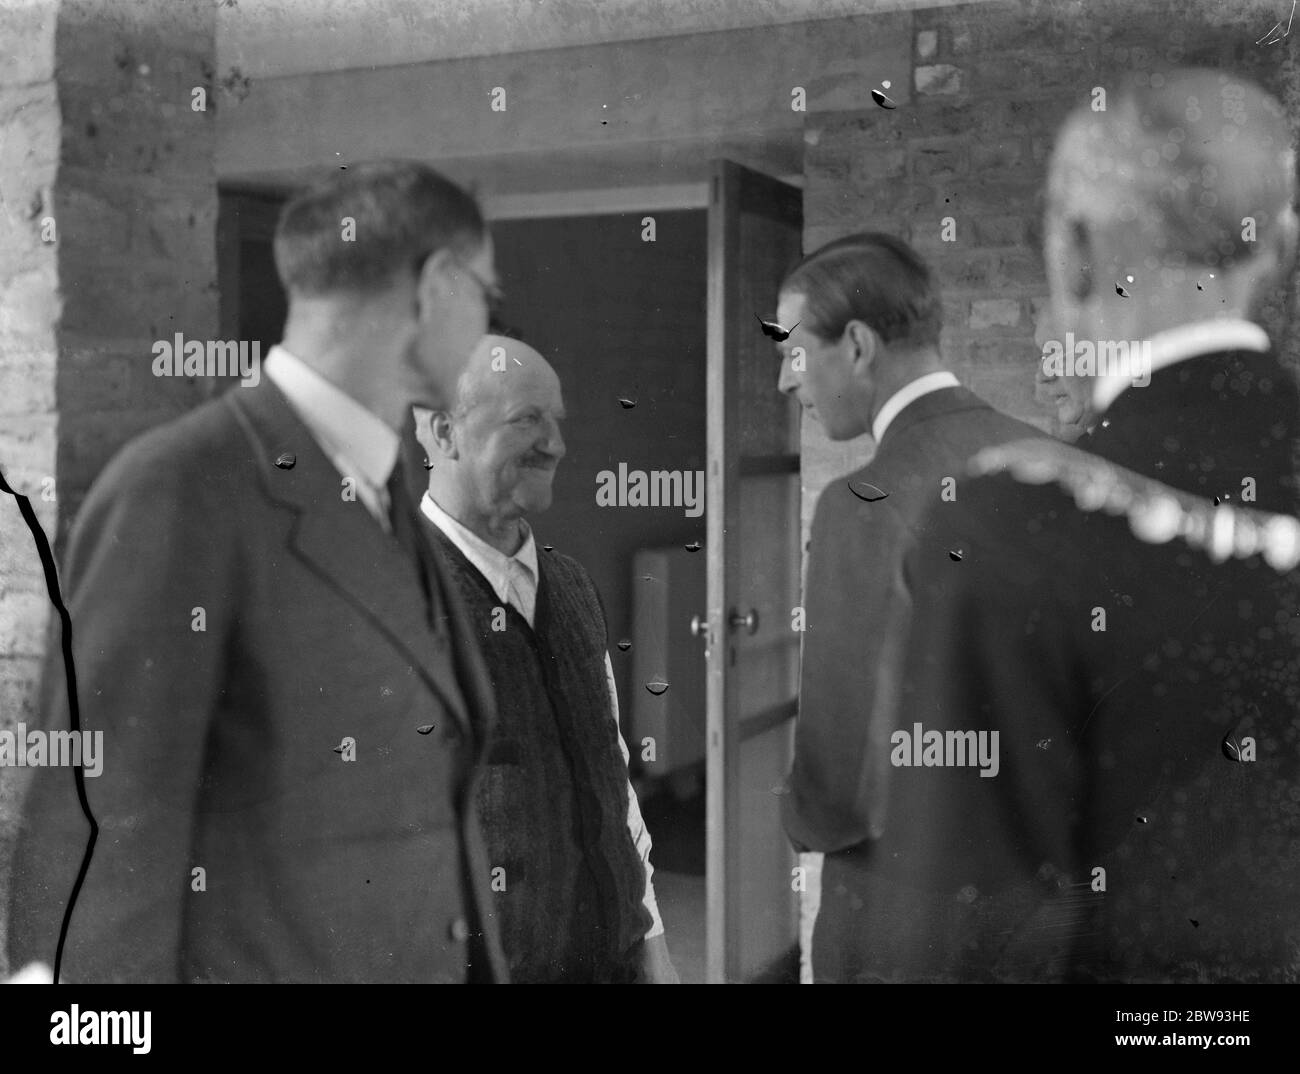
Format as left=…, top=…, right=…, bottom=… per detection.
left=8, top=161, right=510, bottom=982
left=772, top=233, right=1045, bottom=982
left=859, top=69, right=1300, bottom=982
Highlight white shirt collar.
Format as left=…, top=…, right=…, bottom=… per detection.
left=871, top=371, right=961, bottom=443
left=1093, top=318, right=1270, bottom=414
left=264, top=344, right=400, bottom=491
left=419, top=491, right=538, bottom=605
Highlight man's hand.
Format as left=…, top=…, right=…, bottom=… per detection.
left=638, top=934, right=680, bottom=984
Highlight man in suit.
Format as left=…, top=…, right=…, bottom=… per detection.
left=412, top=334, right=677, bottom=983
left=8, top=160, right=510, bottom=982
left=772, top=232, right=1045, bottom=982
left=859, top=69, right=1300, bottom=982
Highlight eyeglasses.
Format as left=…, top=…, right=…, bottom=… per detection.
left=411, top=250, right=505, bottom=313
left=456, top=260, right=505, bottom=312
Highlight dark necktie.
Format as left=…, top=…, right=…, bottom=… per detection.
left=386, top=464, right=435, bottom=620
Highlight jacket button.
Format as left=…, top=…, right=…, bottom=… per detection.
left=448, top=918, right=470, bottom=943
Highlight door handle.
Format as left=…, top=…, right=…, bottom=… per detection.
left=690, top=614, right=710, bottom=640
left=728, top=608, right=760, bottom=635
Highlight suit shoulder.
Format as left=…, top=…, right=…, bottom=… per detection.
left=938, top=403, right=1048, bottom=459
left=90, top=394, right=248, bottom=501
left=878, top=402, right=1045, bottom=476
left=982, top=408, right=1049, bottom=442
left=829, top=407, right=1045, bottom=525
left=970, top=437, right=1300, bottom=572
left=810, top=467, right=904, bottom=537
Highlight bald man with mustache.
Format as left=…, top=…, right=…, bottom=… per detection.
left=413, top=335, right=677, bottom=984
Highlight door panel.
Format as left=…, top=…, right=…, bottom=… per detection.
left=630, top=547, right=707, bottom=775
left=704, top=160, right=802, bottom=982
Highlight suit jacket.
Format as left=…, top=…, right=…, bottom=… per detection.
left=783, top=386, right=1045, bottom=855
left=856, top=347, right=1300, bottom=982
left=7, top=380, right=509, bottom=983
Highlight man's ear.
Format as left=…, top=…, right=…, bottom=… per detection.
left=429, top=410, right=460, bottom=461
left=843, top=320, right=879, bottom=377
left=414, top=248, right=458, bottom=316
left=413, top=405, right=459, bottom=461
left=1254, top=203, right=1298, bottom=295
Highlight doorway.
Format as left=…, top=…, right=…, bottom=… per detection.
left=216, top=172, right=803, bottom=983
left=490, top=209, right=713, bottom=983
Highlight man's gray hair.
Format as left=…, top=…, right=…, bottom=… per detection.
left=1047, top=69, right=1296, bottom=269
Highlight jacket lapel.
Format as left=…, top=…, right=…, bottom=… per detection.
left=417, top=516, right=499, bottom=751
left=226, top=381, right=477, bottom=737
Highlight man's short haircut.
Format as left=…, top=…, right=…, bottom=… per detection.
left=779, top=232, right=942, bottom=348
left=273, top=160, right=486, bottom=296
left=1049, top=68, right=1296, bottom=269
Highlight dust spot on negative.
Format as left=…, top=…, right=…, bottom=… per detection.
left=849, top=480, right=889, bottom=502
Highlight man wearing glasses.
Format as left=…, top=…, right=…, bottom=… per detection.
left=9, top=161, right=510, bottom=982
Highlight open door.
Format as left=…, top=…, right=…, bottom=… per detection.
left=702, top=160, right=802, bottom=982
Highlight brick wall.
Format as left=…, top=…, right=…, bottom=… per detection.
left=800, top=0, right=1300, bottom=515
left=53, top=0, right=219, bottom=539
left=0, top=0, right=61, bottom=981
left=0, top=0, right=217, bottom=977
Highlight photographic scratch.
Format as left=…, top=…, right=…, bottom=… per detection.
left=1257, top=0, right=1295, bottom=45
left=871, top=79, right=898, bottom=109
